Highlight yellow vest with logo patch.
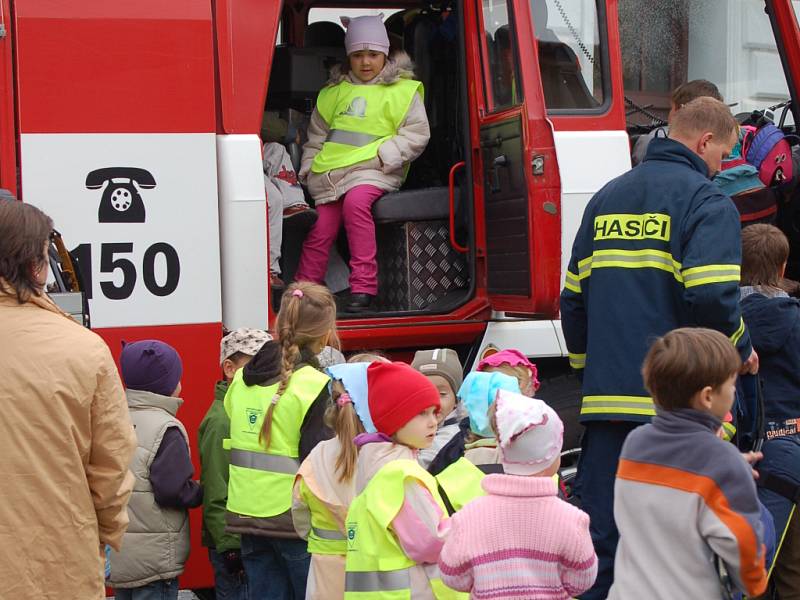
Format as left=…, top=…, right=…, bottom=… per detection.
left=311, top=79, right=423, bottom=174
left=344, top=459, right=467, bottom=599
left=224, top=365, right=329, bottom=518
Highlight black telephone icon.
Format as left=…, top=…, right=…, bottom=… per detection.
left=86, top=167, right=156, bottom=223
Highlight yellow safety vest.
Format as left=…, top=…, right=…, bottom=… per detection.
left=298, top=478, right=348, bottom=555
left=311, top=79, right=423, bottom=174
left=344, top=459, right=467, bottom=600
left=435, top=457, right=487, bottom=514
left=224, top=366, right=329, bottom=518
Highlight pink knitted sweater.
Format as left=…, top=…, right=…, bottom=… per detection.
left=438, top=474, right=597, bottom=600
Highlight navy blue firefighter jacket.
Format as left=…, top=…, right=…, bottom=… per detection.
left=560, top=137, right=752, bottom=423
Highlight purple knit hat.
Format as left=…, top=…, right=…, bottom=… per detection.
left=341, top=14, right=390, bottom=56
left=120, top=340, right=183, bottom=397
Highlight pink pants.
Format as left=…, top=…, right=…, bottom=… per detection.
left=296, top=184, right=384, bottom=295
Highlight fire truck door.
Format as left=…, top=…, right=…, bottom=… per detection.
left=472, top=0, right=561, bottom=317
left=768, top=0, right=800, bottom=107
left=0, top=0, right=15, bottom=193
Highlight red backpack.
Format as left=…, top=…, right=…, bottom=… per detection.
left=740, top=122, right=793, bottom=186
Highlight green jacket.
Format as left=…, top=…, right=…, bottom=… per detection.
left=199, top=381, right=240, bottom=552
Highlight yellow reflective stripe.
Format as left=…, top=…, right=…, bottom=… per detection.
left=577, top=249, right=683, bottom=283
left=721, top=421, right=737, bottom=441
left=682, top=264, right=740, bottom=288
left=730, top=317, right=746, bottom=346
left=568, top=352, right=586, bottom=370
left=770, top=505, right=796, bottom=579
left=581, top=395, right=656, bottom=417
left=326, top=129, right=382, bottom=147
left=345, top=568, right=410, bottom=592
left=312, top=526, right=347, bottom=541
left=564, top=270, right=581, bottom=294
left=229, top=449, right=299, bottom=474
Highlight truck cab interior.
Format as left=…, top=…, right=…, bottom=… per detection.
left=264, top=2, right=474, bottom=318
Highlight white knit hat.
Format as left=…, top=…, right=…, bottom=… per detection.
left=495, top=389, right=563, bottom=476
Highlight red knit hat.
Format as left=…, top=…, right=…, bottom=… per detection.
left=367, top=361, right=441, bottom=436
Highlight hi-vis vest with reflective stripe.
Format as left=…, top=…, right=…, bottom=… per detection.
left=435, top=457, right=486, bottom=514
left=344, top=459, right=467, bottom=599
left=298, top=478, right=348, bottom=555
left=311, top=79, right=423, bottom=174
left=224, top=366, right=329, bottom=518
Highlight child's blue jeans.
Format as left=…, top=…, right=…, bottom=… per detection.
left=241, top=534, right=310, bottom=600
left=113, top=578, right=178, bottom=600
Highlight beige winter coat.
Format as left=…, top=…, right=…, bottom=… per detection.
left=300, top=52, right=431, bottom=205
left=464, top=439, right=502, bottom=468
left=292, top=437, right=356, bottom=600
left=0, top=283, right=136, bottom=600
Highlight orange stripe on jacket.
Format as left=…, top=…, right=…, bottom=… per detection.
left=617, top=458, right=768, bottom=597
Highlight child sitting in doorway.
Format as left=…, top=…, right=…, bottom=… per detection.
left=296, top=14, right=430, bottom=312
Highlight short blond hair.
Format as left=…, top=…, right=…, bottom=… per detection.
left=348, top=352, right=390, bottom=364
left=670, top=96, right=737, bottom=142
left=481, top=364, right=534, bottom=397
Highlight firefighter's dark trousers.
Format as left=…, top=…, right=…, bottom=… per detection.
left=574, top=421, right=641, bottom=600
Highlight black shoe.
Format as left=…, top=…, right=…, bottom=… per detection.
left=346, top=293, right=374, bottom=313
left=282, top=205, right=317, bottom=233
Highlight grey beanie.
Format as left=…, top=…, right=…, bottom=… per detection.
left=411, top=348, right=464, bottom=396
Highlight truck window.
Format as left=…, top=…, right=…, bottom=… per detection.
left=481, top=0, right=523, bottom=111
left=530, top=0, right=605, bottom=111
left=621, top=0, right=794, bottom=127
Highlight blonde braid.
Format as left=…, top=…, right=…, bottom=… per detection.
left=262, top=280, right=337, bottom=449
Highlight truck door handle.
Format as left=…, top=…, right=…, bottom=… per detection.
left=490, top=155, right=508, bottom=192
left=448, top=161, right=468, bottom=254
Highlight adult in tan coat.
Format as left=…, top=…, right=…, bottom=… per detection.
left=0, top=199, right=136, bottom=600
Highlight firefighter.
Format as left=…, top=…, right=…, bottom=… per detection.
left=560, top=96, right=758, bottom=599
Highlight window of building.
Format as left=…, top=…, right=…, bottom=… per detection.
left=620, top=0, right=794, bottom=127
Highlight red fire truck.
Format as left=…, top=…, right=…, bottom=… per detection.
left=3, top=0, right=800, bottom=591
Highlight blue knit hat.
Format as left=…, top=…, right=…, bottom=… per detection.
left=458, top=371, right=521, bottom=437
left=120, top=340, right=183, bottom=397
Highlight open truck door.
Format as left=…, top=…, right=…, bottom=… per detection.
left=769, top=0, right=800, bottom=107
left=467, top=0, right=562, bottom=317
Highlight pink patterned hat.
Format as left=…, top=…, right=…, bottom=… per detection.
left=477, top=349, right=540, bottom=391
left=495, top=389, right=563, bottom=476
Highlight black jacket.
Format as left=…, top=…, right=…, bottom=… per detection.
left=741, top=289, right=800, bottom=426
